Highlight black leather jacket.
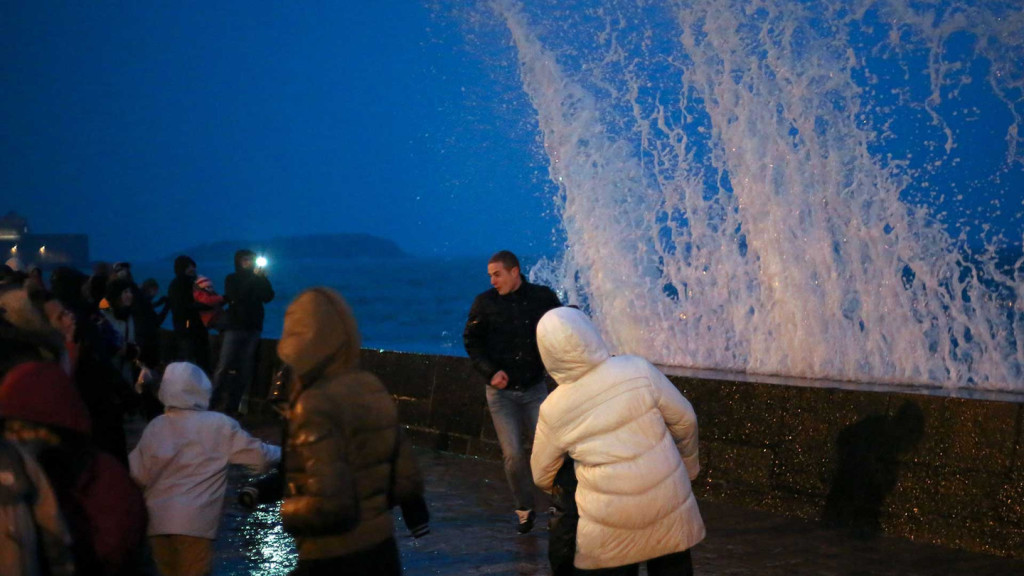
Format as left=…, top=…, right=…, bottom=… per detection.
left=463, top=280, right=561, bottom=390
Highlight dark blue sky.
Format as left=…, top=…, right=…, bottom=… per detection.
left=1, top=1, right=560, bottom=262
left=4, top=2, right=1021, bottom=266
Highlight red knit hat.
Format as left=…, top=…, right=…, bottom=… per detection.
left=0, top=362, right=92, bottom=435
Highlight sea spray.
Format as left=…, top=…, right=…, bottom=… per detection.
left=489, top=0, right=1022, bottom=390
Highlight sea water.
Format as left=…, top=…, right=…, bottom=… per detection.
left=132, top=256, right=490, bottom=356
left=446, top=0, right=1024, bottom=391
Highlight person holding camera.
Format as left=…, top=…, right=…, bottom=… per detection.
left=211, top=250, right=274, bottom=416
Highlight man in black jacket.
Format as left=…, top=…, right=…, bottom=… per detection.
left=463, top=250, right=561, bottom=534
left=167, top=255, right=211, bottom=371
left=212, top=249, right=274, bottom=415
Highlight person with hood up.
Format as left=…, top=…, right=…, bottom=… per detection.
left=128, top=362, right=280, bottom=576
left=167, top=255, right=211, bottom=370
left=530, top=307, right=705, bottom=575
left=211, top=249, right=274, bottom=415
left=277, top=287, right=426, bottom=575
left=0, top=362, right=147, bottom=575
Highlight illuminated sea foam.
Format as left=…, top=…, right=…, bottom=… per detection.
left=458, top=1, right=1024, bottom=391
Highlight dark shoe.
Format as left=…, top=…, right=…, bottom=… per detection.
left=516, top=508, right=535, bottom=534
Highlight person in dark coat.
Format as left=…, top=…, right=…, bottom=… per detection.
left=0, top=435, right=76, bottom=576
left=167, top=255, right=211, bottom=371
left=463, top=250, right=562, bottom=534
left=0, top=362, right=147, bottom=575
left=277, top=287, right=427, bottom=575
left=211, top=249, right=275, bottom=415
left=45, top=270, right=137, bottom=463
left=0, top=283, right=63, bottom=380
left=49, top=267, right=89, bottom=314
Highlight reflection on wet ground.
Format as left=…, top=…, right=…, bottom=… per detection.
left=125, top=416, right=1023, bottom=575
left=212, top=446, right=1024, bottom=575
left=217, top=496, right=295, bottom=575
left=213, top=448, right=551, bottom=576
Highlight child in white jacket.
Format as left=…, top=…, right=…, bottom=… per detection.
left=129, top=362, right=281, bottom=576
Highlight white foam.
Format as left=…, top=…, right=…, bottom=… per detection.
left=490, top=0, right=1023, bottom=391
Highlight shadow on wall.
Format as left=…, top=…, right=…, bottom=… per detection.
left=822, top=400, right=925, bottom=538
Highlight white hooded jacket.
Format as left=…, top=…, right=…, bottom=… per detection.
left=531, top=307, right=705, bottom=569
left=128, top=362, right=281, bottom=539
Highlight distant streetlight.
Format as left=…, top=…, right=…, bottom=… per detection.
left=39, top=246, right=46, bottom=255
left=10, top=245, right=16, bottom=254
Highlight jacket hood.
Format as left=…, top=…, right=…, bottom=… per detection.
left=158, top=362, right=212, bottom=410
left=0, top=361, right=92, bottom=434
left=277, top=287, right=360, bottom=379
left=536, top=307, right=610, bottom=385
left=174, top=255, right=196, bottom=277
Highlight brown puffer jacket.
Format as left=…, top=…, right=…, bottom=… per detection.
left=277, top=287, right=423, bottom=560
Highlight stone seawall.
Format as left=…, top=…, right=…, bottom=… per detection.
left=200, top=336, right=1022, bottom=558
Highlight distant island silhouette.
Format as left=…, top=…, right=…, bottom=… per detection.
left=166, top=233, right=408, bottom=262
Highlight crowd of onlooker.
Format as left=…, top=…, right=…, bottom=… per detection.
left=0, top=253, right=280, bottom=575
left=2, top=249, right=702, bottom=576
left=2, top=259, right=169, bottom=461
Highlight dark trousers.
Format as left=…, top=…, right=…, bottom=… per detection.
left=292, top=538, right=401, bottom=576
left=575, top=549, right=694, bottom=576
left=174, top=329, right=210, bottom=373
left=211, top=329, right=261, bottom=413
left=549, top=456, right=579, bottom=576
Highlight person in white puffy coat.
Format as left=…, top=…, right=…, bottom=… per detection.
left=129, top=362, right=281, bottom=576
left=531, top=307, right=705, bottom=575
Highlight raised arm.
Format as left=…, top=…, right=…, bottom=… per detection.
left=225, top=418, right=281, bottom=474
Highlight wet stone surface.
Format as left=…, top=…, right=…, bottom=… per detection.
left=130, top=415, right=1024, bottom=575
left=214, top=450, right=1023, bottom=575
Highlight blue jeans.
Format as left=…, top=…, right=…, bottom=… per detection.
left=212, top=329, right=261, bottom=413
left=486, top=381, right=548, bottom=511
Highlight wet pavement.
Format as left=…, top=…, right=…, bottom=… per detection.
left=129, top=415, right=1024, bottom=575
